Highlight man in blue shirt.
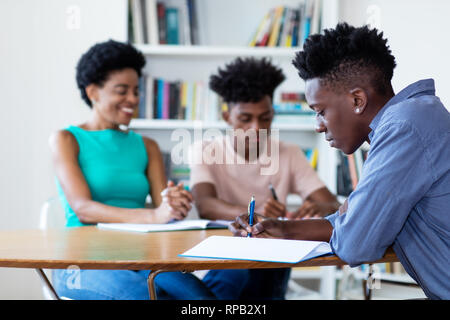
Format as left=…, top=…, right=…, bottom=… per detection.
left=229, top=23, right=450, bottom=299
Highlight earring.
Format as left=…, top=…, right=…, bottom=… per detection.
left=355, top=108, right=360, bottom=113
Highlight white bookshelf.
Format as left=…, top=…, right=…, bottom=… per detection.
left=130, top=118, right=316, bottom=131
left=135, top=44, right=301, bottom=58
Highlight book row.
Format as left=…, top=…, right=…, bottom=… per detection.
left=136, top=76, right=224, bottom=121
left=336, top=147, right=368, bottom=197
left=136, top=76, right=316, bottom=121
left=249, top=0, right=322, bottom=47
left=129, top=0, right=199, bottom=45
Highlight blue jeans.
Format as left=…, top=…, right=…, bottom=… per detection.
left=52, top=269, right=215, bottom=300
left=52, top=268, right=290, bottom=300
left=203, top=268, right=291, bottom=300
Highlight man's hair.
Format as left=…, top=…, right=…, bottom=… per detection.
left=76, top=39, right=146, bottom=107
left=209, top=57, right=285, bottom=104
left=293, top=23, right=396, bottom=94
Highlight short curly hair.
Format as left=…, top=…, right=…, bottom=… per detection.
left=76, top=39, right=146, bottom=107
left=293, top=23, right=396, bottom=94
left=209, top=57, right=285, bottom=104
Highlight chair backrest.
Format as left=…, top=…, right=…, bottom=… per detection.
left=39, top=197, right=68, bottom=300
left=39, top=197, right=66, bottom=230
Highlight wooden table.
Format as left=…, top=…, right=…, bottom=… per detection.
left=0, top=226, right=398, bottom=300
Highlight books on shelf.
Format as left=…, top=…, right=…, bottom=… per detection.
left=135, top=75, right=222, bottom=122
left=273, top=91, right=314, bottom=116
left=304, top=148, right=318, bottom=170
left=336, top=143, right=369, bottom=197
left=129, top=0, right=199, bottom=45
left=248, top=0, right=322, bottom=48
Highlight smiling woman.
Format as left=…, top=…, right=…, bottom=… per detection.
left=47, top=40, right=216, bottom=300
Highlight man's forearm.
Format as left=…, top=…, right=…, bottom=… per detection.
left=196, top=197, right=247, bottom=221
left=284, top=218, right=334, bottom=242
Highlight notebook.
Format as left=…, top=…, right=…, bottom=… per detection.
left=179, top=235, right=332, bottom=264
left=97, top=219, right=231, bottom=233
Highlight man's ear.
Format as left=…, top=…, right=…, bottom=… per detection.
left=85, top=83, right=99, bottom=105
left=222, top=110, right=231, bottom=125
left=349, top=87, right=368, bottom=115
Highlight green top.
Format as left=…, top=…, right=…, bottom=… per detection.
left=56, top=126, right=149, bottom=227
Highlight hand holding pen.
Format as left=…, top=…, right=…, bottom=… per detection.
left=262, top=184, right=287, bottom=219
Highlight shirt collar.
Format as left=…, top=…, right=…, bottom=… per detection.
left=369, top=79, right=436, bottom=140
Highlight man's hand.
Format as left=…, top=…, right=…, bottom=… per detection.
left=288, top=199, right=338, bottom=220
left=228, top=213, right=286, bottom=239
left=262, top=198, right=287, bottom=218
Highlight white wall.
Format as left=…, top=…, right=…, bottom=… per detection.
left=339, top=0, right=450, bottom=109
left=0, top=0, right=127, bottom=299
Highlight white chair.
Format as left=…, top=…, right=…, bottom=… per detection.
left=38, top=197, right=67, bottom=300
left=39, top=197, right=66, bottom=230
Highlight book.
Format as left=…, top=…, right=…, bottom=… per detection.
left=267, top=6, right=284, bottom=47
left=97, top=219, right=231, bottom=233
left=187, top=0, right=199, bottom=45
left=310, top=148, right=318, bottom=170
left=156, top=78, right=164, bottom=119
left=257, top=9, right=275, bottom=46
left=276, top=7, right=288, bottom=46
left=178, top=82, right=188, bottom=120
left=165, top=7, right=179, bottom=44
left=347, top=153, right=358, bottom=190
left=162, top=81, right=170, bottom=119
left=180, top=236, right=332, bottom=264
left=145, top=75, right=154, bottom=119
left=157, top=2, right=167, bottom=44
left=169, top=81, right=181, bottom=119
left=279, top=8, right=292, bottom=47
left=131, top=0, right=146, bottom=44
left=138, top=76, right=146, bottom=118
left=337, top=151, right=353, bottom=196
left=144, top=0, right=159, bottom=45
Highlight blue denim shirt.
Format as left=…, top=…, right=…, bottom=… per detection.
left=326, top=79, right=450, bottom=299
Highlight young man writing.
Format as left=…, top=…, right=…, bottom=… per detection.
left=230, top=23, right=450, bottom=300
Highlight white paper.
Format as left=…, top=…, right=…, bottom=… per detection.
left=180, top=236, right=332, bottom=263
left=97, top=219, right=231, bottom=233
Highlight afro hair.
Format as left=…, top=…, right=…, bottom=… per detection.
left=76, top=39, right=146, bottom=107
left=293, top=23, right=396, bottom=94
left=209, top=57, right=285, bottom=104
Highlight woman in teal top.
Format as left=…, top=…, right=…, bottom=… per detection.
left=56, top=126, right=152, bottom=227
left=49, top=40, right=215, bottom=299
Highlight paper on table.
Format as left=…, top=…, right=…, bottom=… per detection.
left=97, top=219, right=231, bottom=233
left=179, top=235, right=332, bottom=263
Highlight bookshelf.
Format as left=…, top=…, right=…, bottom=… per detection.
left=128, top=0, right=339, bottom=300
left=135, top=44, right=300, bottom=57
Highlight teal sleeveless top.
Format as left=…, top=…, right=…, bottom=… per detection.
left=56, top=126, right=149, bottom=227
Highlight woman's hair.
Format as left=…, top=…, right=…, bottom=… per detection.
left=293, top=23, right=396, bottom=94
left=209, top=57, right=285, bottom=104
left=76, top=39, right=146, bottom=107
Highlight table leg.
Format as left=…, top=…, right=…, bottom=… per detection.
left=147, top=269, right=168, bottom=300
left=363, top=264, right=374, bottom=300
left=36, top=268, right=60, bottom=300
left=147, top=269, right=195, bottom=300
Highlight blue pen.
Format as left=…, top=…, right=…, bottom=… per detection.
left=247, top=196, right=255, bottom=238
